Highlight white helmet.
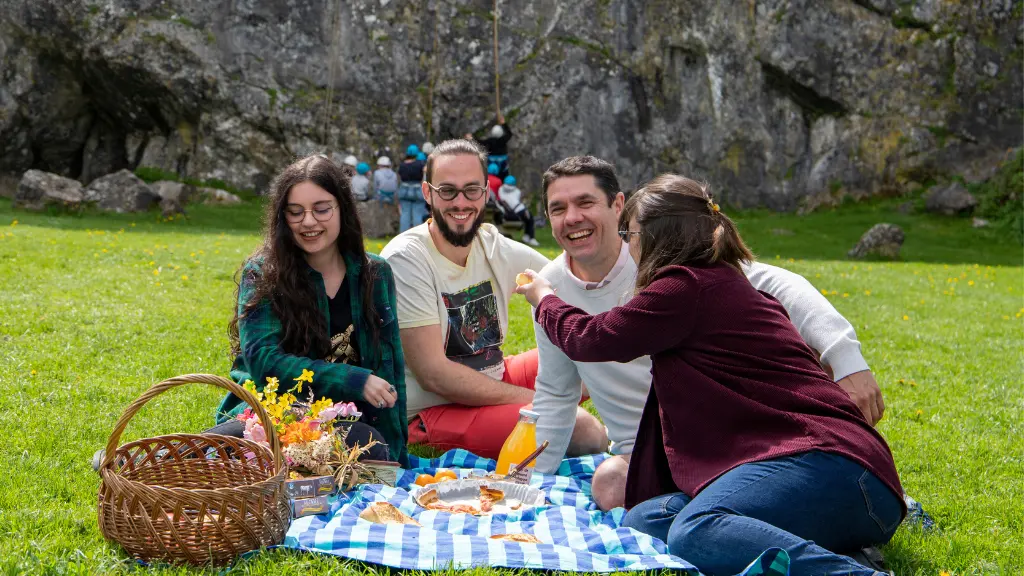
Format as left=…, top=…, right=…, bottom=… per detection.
left=421, top=142, right=434, bottom=154
left=377, top=156, right=392, bottom=167
left=490, top=125, right=504, bottom=139
left=343, top=155, right=358, bottom=167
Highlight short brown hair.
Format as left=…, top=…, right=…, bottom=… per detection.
left=424, top=139, right=489, bottom=183
left=621, top=174, right=754, bottom=291
left=542, top=156, right=621, bottom=211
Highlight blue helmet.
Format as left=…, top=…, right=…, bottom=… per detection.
left=356, top=162, right=370, bottom=175
left=416, top=152, right=427, bottom=161
left=503, top=175, right=516, bottom=186
left=406, top=144, right=420, bottom=157
left=487, top=163, right=499, bottom=175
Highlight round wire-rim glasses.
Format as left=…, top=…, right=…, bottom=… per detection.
left=284, top=202, right=337, bottom=223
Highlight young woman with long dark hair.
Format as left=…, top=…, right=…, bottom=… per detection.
left=516, top=174, right=903, bottom=575
left=213, top=154, right=408, bottom=465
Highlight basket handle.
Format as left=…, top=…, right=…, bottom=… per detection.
left=101, top=374, right=283, bottom=472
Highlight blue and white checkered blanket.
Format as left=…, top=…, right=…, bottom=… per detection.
left=283, top=449, right=790, bottom=574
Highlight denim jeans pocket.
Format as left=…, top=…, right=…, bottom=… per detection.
left=858, top=469, right=903, bottom=537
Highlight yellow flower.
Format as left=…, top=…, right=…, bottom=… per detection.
left=264, top=376, right=280, bottom=393
left=968, top=280, right=974, bottom=286
left=864, top=290, right=871, bottom=296
left=939, top=571, right=951, bottom=576
left=181, top=275, right=189, bottom=281
left=266, top=402, right=285, bottom=420
left=153, top=269, right=160, bottom=276
left=10, top=219, right=18, bottom=226
left=842, top=293, right=849, bottom=298
left=30, top=369, right=37, bottom=376
left=902, top=315, right=909, bottom=321
left=131, top=222, right=136, bottom=227
left=915, top=409, right=924, bottom=416
left=294, top=368, right=315, bottom=392
left=309, top=398, right=333, bottom=418
left=820, top=289, right=828, bottom=296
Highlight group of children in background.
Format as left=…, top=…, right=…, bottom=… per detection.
left=338, top=129, right=539, bottom=245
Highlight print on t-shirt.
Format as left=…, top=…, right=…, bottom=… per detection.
left=441, top=280, right=504, bottom=376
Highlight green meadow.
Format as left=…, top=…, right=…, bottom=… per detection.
left=0, top=196, right=1020, bottom=575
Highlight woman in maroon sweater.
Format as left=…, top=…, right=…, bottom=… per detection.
left=516, top=175, right=905, bottom=576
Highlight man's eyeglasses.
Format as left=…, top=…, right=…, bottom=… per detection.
left=618, top=230, right=642, bottom=240
left=284, top=202, right=337, bottom=223
left=425, top=182, right=487, bottom=201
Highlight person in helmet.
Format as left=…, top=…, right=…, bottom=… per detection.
left=343, top=155, right=358, bottom=168
left=469, top=114, right=513, bottom=179
left=352, top=162, right=372, bottom=201
left=398, top=145, right=427, bottom=232
left=374, top=156, right=399, bottom=206
left=420, top=142, right=434, bottom=155
left=497, top=174, right=539, bottom=246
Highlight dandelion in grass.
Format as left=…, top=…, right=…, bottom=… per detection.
left=915, top=409, right=923, bottom=416
left=11, top=220, right=17, bottom=227
left=903, top=315, right=909, bottom=321
left=842, top=293, right=849, bottom=298
left=864, top=290, right=872, bottom=296
left=30, top=370, right=36, bottom=376
left=968, top=281, right=974, bottom=286
left=181, top=275, right=189, bottom=281
left=153, top=269, right=160, bottom=276
left=820, top=289, right=828, bottom=296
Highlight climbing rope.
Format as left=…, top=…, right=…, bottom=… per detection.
left=322, top=0, right=343, bottom=150
left=492, top=0, right=502, bottom=117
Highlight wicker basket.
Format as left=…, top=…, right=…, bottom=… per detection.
left=97, top=374, right=290, bottom=566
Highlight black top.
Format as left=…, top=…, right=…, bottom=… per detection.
left=398, top=160, right=425, bottom=183
left=326, top=276, right=360, bottom=365
left=479, top=123, right=513, bottom=156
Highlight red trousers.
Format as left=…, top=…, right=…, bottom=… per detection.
left=407, top=349, right=539, bottom=459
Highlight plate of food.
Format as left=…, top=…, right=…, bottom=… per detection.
left=413, top=479, right=546, bottom=515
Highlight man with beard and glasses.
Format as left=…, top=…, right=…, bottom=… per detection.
left=381, top=139, right=610, bottom=459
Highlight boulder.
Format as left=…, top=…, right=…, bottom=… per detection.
left=198, top=187, right=242, bottom=206
left=848, top=224, right=904, bottom=260
left=159, top=197, right=185, bottom=217
left=14, top=169, right=84, bottom=210
left=357, top=200, right=399, bottom=239
left=83, top=169, right=160, bottom=212
left=151, top=180, right=193, bottom=204
left=925, top=183, right=977, bottom=216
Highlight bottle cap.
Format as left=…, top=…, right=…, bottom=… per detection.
left=519, top=408, right=539, bottom=420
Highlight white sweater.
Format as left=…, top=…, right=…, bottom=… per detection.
left=531, top=247, right=871, bottom=473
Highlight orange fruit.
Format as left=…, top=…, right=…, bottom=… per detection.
left=435, top=470, right=457, bottom=482
left=414, top=473, right=435, bottom=487
left=515, top=273, right=530, bottom=286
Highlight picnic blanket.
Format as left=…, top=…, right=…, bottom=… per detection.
left=283, top=449, right=790, bottom=574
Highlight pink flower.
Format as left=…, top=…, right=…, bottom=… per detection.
left=320, top=402, right=361, bottom=421
left=243, top=419, right=267, bottom=444
left=235, top=407, right=254, bottom=422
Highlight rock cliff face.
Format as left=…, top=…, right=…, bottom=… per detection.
left=1, top=0, right=1021, bottom=209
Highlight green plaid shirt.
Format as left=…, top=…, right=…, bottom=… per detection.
left=216, top=252, right=409, bottom=466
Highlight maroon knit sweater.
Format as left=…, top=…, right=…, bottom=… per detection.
left=535, top=264, right=904, bottom=510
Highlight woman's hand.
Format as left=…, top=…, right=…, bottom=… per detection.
left=363, top=374, right=398, bottom=409
left=513, top=269, right=556, bottom=308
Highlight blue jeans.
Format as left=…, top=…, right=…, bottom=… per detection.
left=622, top=451, right=903, bottom=576
left=399, top=199, right=427, bottom=232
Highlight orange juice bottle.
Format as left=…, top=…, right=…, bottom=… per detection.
left=495, top=408, right=539, bottom=476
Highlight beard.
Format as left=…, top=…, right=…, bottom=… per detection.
left=432, top=204, right=485, bottom=247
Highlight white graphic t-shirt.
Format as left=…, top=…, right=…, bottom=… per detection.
left=381, top=222, right=549, bottom=416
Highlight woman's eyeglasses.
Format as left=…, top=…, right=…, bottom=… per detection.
left=425, top=182, right=487, bottom=201
left=284, top=202, right=337, bottom=223
left=618, top=230, right=642, bottom=240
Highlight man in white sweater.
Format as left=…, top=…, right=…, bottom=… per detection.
left=533, top=156, right=887, bottom=511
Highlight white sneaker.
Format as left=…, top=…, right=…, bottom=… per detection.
left=523, top=235, right=540, bottom=247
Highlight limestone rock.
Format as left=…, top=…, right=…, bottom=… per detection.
left=0, top=1, right=1020, bottom=210
left=848, top=224, right=904, bottom=260
left=14, top=169, right=84, bottom=210
left=357, top=200, right=399, bottom=239
left=83, top=170, right=160, bottom=213
left=198, top=187, right=242, bottom=206
left=151, top=180, right=193, bottom=204
left=925, top=183, right=977, bottom=216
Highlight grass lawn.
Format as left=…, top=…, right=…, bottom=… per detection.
left=0, top=196, right=1021, bottom=575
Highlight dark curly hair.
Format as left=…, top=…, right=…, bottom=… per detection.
left=229, top=154, right=380, bottom=359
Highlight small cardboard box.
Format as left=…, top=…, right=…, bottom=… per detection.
left=290, top=495, right=330, bottom=518
left=363, top=460, right=400, bottom=486
left=285, top=475, right=336, bottom=498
